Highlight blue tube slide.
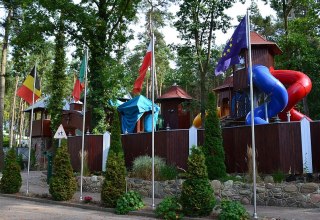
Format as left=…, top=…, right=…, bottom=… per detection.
left=246, top=65, right=288, bottom=125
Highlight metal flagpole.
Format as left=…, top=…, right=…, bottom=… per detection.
left=150, top=11, right=156, bottom=209
left=80, top=47, right=89, bottom=201
left=26, top=64, right=37, bottom=195
left=247, top=10, right=258, bottom=219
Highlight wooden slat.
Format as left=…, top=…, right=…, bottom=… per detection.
left=310, top=121, right=320, bottom=172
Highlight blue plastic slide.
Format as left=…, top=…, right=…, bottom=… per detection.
left=246, top=65, right=288, bottom=125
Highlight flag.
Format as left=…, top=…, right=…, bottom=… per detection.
left=133, top=42, right=152, bottom=94
left=17, top=66, right=41, bottom=105
left=215, top=15, right=248, bottom=75
left=72, top=54, right=86, bottom=101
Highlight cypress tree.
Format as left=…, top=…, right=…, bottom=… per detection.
left=101, top=110, right=126, bottom=207
left=49, top=142, right=76, bottom=201
left=0, top=148, right=22, bottom=193
left=180, top=146, right=215, bottom=217
left=203, top=92, right=226, bottom=179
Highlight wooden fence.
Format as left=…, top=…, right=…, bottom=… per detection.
left=67, top=135, right=103, bottom=172
left=66, top=121, right=319, bottom=174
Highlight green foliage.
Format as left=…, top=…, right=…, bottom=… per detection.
left=0, top=148, right=22, bottom=193
left=218, top=199, right=249, bottom=220
left=272, top=170, right=286, bottom=183
left=115, top=190, right=144, bottom=215
left=155, top=196, right=183, bottom=220
left=47, top=15, right=68, bottom=133
left=130, top=155, right=178, bottom=181
left=180, top=147, right=215, bottom=217
left=49, top=143, right=76, bottom=201
left=30, top=148, right=36, bottom=169
left=203, top=92, right=226, bottom=180
left=3, top=136, right=9, bottom=147
left=101, top=111, right=126, bottom=207
left=17, top=153, right=24, bottom=170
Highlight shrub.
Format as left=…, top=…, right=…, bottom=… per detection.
left=17, top=153, right=25, bottom=170
left=202, top=92, right=226, bottom=180
left=180, top=146, right=215, bottom=217
left=218, top=199, right=249, bottom=220
left=101, top=110, right=126, bottom=207
left=131, top=155, right=177, bottom=181
left=49, top=142, right=77, bottom=201
left=0, top=148, right=22, bottom=193
left=155, top=196, right=183, bottom=220
left=272, top=170, right=286, bottom=183
left=115, top=190, right=144, bottom=214
left=159, top=164, right=178, bottom=181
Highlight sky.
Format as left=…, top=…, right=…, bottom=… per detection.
left=152, top=1, right=276, bottom=48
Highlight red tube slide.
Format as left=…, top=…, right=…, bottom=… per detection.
left=270, top=67, right=312, bottom=121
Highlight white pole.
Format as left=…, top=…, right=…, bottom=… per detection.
left=80, top=48, right=88, bottom=201
left=26, top=65, right=37, bottom=195
left=247, top=10, right=258, bottom=219
left=150, top=16, right=156, bottom=209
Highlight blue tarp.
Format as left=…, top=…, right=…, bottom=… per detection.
left=117, top=95, right=160, bottom=133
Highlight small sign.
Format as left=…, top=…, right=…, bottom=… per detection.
left=54, top=124, right=67, bottom=139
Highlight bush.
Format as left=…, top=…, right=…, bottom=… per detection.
left=17, top=153, right=25, bottom=170
left=49, top=143, right=77, bottom=201
left=218, top=199, right=249, bottom=220
left=180, top=146, right=215, bottom=217
left=272, top=170, right=286, bottom=183
left=155, top=196, right=183, bottom=220
left=202, top=92, right=226, bottom=179
left=101, top=110, right=126, bottom=207
left=115, top=190, right=144, bottom=214
left=0, top=148, right=22, bottom=193
left=131, top=155, right=178, bottom=181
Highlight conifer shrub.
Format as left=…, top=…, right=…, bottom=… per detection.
left=0, top=148, right=22, bottom=193
left=202, top=92, right=226, bottom=180
left=49, top=142, right=76, bottom=201
left=101, top=110, right=126, bottom=207
left=180, top=146, right=215, bottom=217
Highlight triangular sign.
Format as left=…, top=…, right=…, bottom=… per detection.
left=54, top=124, right=67, bottom=139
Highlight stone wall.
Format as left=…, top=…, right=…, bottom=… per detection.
left=78, top=176, right=320, bottom=208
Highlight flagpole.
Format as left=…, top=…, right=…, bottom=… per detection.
left=80, top=47, right=88, bottom=201
left=150, top=9, right=156, bottom=209
left=26, top=64, right=37, bottom=195
left=247, top=10, right=258, bottom=219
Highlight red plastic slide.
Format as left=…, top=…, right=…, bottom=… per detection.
left=270, top=67, right=312, bottom=121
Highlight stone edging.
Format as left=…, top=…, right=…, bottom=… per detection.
left=77, top=176, right=320, bottom=208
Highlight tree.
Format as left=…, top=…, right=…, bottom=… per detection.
left=180, top=146, right=215, bottom=217
left=101, top=110, right=126, bottom=207
left=49, top=141, right=76, bottom=201
left=202, top=92, right=226, bottom=179
left=0, top=148, right=22, bottom=193
left=174, top=0, right=244, bottom=126
left=60, top=0, right=141, bottom=133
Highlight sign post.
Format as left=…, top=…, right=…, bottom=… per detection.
left=54, top=124, right=67, bottom=147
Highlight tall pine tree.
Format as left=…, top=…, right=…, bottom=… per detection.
left=202, top=92, right=226, bottom=179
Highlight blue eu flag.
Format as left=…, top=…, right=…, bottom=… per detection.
left=215, top=16, right=248, bottom=75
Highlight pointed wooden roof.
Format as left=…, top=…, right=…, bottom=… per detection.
left=250, top=32, right=282, bottom=55
left=213, top=76, right=233, bottom=91
left=157, top=84, right=193, bottom=101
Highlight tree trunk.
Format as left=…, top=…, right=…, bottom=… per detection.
left=0, top=8, right=12, bottom=170
left=9, top=76, right=19, bottom=148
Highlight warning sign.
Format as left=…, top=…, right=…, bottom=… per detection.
left=54, top=124, right=67, bottom=139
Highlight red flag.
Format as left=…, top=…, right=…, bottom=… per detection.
left=72, top=78, right=83, bottom=102
left=133, top=42, right=152, bottom=94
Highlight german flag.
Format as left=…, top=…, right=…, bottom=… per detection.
left=17, top=66, right=41, bottom=105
